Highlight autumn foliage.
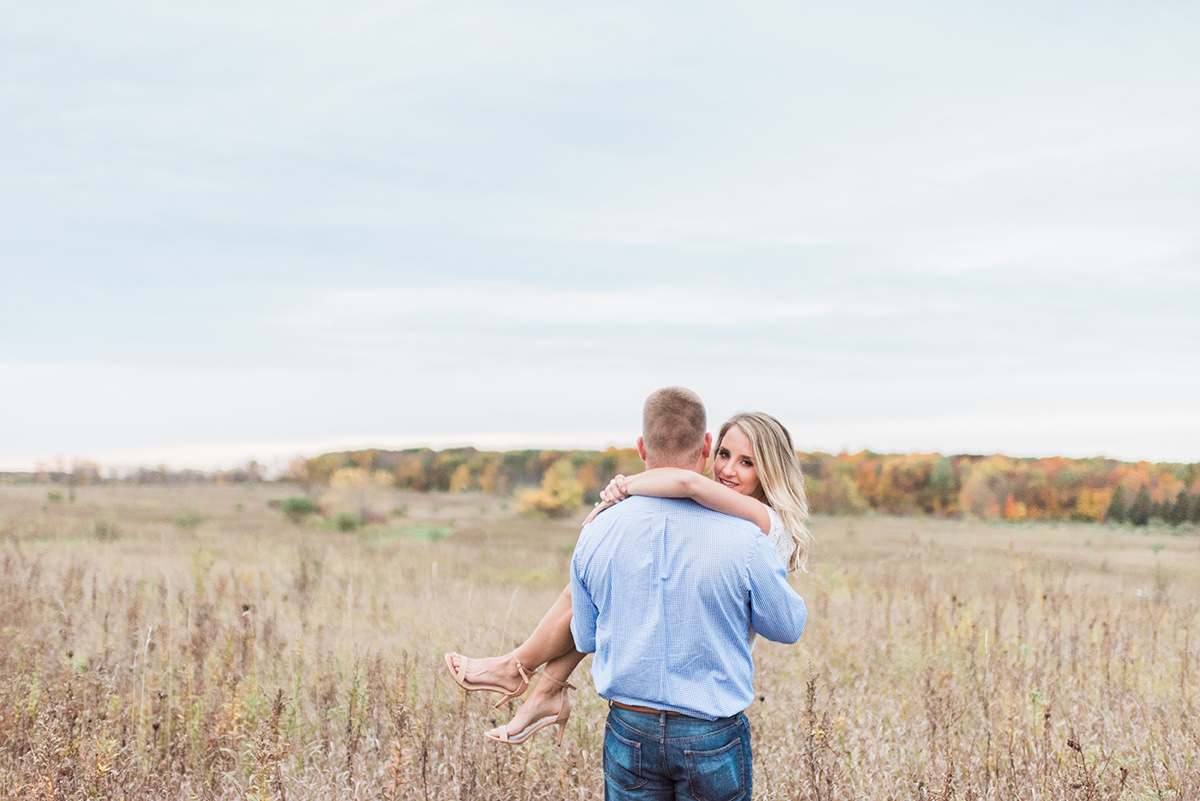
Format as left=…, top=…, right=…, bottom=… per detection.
left=17, top=446, right=1198, bottom=526
left=278, top=447, right=1200, bottom=526
left=804, top=451, right=1200, bottom=525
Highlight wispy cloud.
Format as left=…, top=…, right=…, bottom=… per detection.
left=282, top=283, right=940, bottom=332
left=904, top=226, right=1194, bottom=275
left=4, top=2, right=1199, bottom=470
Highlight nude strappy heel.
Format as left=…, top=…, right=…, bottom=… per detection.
left=485, top=672, right=575, bottom=746
left=443, top=652, right=535, bottom=708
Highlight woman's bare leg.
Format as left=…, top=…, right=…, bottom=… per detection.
left=487, top=648, right=586, bottom=741
left=447, top=584, right=578, bottom=694
left=515, top=584, right=577, bottom=665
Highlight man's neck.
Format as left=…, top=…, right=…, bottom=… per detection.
left=644, top=460, right=701, bottom=473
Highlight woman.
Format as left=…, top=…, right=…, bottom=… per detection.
left=444, top=411, right=812, bottom=745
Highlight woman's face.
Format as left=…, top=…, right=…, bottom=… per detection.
left=713, top=424, right=762, bottom=499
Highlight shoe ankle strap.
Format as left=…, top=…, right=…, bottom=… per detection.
left=538, top=671, right=576, bottom=691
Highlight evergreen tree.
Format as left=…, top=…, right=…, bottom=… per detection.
left=1106, top=485, right=1127, bottom=524
left=1169, top=490, right=1190, bottom=526
left=1129, top=485, right=1152, bottom=526
left=928, top=456, right=957, bottom=512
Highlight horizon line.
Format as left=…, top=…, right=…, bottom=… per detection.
left=3, top=433, right=1194, bottom=476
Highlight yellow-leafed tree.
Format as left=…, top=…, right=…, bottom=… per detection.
left=517, top=458, right=584, bottom=519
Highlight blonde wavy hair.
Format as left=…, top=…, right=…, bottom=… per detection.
left=714, top=412, right=813, bottom=573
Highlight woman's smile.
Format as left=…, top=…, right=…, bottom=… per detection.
left=713, top=424, right=761, bottom=499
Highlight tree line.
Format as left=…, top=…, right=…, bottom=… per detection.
left=288, top=447, right=1200, bottom=526
left=13, top=447, right=1199, bottom=527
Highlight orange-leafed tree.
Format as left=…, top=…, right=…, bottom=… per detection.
left=959, top=455, right=1026, bottom=520
left=1003, top=493, right=1028, bottom=522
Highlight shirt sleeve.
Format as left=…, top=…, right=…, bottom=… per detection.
left=746, top=532, right=807, bottom=644
left=569, top=539, right=599, bottom=654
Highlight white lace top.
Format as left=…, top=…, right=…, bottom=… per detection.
left=765, top=506, right=795, bottom=572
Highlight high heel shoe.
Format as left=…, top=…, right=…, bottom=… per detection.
left=485, top=672, right=575, bottom=746
left=443, top=653, right=534, bottom=708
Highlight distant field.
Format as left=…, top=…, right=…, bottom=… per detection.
left=0, top=483, right=1197, bottom=799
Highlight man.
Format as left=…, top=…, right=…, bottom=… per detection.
left=570, top=386, right=808, bottom=800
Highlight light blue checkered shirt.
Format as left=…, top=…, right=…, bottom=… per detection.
left=570, top=496, right=808, bottom=720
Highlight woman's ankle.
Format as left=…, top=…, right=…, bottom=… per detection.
left=510, top=650, right=543, bottom=676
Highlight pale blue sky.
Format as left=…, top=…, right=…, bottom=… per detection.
left=3, top=1, right=1198, bottom=471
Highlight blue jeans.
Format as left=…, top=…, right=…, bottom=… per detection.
left=603, top=704, right=752, bottom=801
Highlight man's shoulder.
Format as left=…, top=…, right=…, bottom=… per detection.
left=586, top=496, right=758, bottom=532
left=623, top=496, right=749, bottom=518
left=650, top=497, right=761, bottom=535
left=596, top=495, right=695, bottom=516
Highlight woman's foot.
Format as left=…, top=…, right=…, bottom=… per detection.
left=444, top=652, right=533, bottom=704
left=486, top=672, right=574, bottom=746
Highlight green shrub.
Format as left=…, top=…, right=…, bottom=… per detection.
left=92, top=518, right=119, bottom=541
left=334, top=512, right=359, bottom=532
left=380, top=524, right=453, bottom=543
left=280, top=497, right=316, bottom=524
left=175, top=507, right=204, bottom=530
left=46, top=489, right=64, bottom=503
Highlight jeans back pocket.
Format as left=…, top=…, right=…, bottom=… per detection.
left=683, top=735, right=748, bottom=801
left=603, top=722, right=646, bottom=791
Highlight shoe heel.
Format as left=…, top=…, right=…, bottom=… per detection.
left=553, top=681, right=571, bottom=747
left=555, top=718, right=567, bottom=747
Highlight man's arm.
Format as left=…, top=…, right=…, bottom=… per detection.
left=569, top=544, right=599, bottom=653
left=746, top=534, right=807, bottom=643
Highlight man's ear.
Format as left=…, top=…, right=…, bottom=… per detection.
left=636, top=436, right=647, bottom=462
left=701, top=432, right=712, bottom=460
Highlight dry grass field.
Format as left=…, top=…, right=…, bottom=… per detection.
left=0, top=482, right=1198, bottom=800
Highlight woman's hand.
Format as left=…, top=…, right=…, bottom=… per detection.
left=582, top=501, right=610, bottom=526
left=600, top=475, right=629, bottom=504
left=581, top=475, right=629, bottom=526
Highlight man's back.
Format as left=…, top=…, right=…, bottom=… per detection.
left=571, top=495, right=807, bottom=720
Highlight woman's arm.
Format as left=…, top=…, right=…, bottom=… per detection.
left=597, top=468, right=771, bottom=533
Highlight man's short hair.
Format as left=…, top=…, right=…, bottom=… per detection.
left=642, top=387, right=707, bottom=464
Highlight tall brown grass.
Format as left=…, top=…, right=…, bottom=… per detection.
left=0, top=483, right=1196, bottom=799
